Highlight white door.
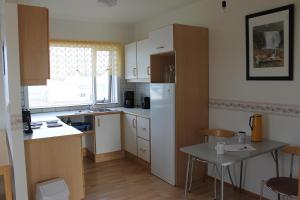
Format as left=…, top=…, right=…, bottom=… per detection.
left=149, top=25, right=174, bottom=54
left=137, top=39, right=151, bottom=80
left=123, top=114, right=137, bottom=155
left=95, top=114, right=121, bottom=154
left=150, top=84, right=176, bottom=185
left=125, top=42, right=137, bottom=79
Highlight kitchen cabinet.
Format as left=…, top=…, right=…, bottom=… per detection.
left=95, top=114, right=121, bottom=154
left=149, top=25, right=173, bottom=54
left=123, top=114, right=151, bottom=163
left=137, top=138, right=150, bottom=162
left=125, top=42, right=137, bottom=80
left=137, top=39, right=151, bottom=80
left=137, top=117, right=150, bottom=141
left=123, top=114, right=137, bottom=156
left=18, top=5, right=50, bottom=86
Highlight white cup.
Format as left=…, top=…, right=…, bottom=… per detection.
left=238, top=131, right=246, bottom=144
left=215, top=142, right=225, bottom=155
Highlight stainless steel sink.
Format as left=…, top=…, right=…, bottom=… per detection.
left=92, top=108, right=113, bottom=112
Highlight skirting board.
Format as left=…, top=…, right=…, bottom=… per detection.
left=124, top=151, right=150, bottom=170
left=206, top=176, right=268, bottom=200
left=95, top=150, right=125, bottom=163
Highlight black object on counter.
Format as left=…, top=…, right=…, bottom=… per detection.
left=22, top=109, right=33, bottom=134
left=142, top=97, right=150, bottom=109
left=124, top=91, right=135, bottom=108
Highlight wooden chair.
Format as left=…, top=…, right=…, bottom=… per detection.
left=188, top=129, right=237, bottom=199
left=260, top=145, right=300, bottom=200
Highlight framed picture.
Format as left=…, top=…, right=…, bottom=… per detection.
left=246, top=4, right=294, bottom=80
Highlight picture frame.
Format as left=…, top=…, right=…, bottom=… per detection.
left=246, top=4, right=294, bottom=80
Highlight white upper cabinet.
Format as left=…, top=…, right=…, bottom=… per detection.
left=149, top=25, right=174, bottom=54
left=95, top=114, right=121, bottom=154
left=137, top=39, right=151, bottom=80
left=125, top=42, right=137, bottom=79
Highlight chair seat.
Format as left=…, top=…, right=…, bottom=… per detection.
left=266, top=177, right=298, bottom=196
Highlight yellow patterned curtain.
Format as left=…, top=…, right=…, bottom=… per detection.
left=50, top=40, right=123, bottom=78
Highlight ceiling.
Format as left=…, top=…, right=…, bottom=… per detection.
left=18, top=0, right=200, bottom=25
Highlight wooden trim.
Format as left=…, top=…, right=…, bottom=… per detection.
left=173, top=24, right=209, bottom=186
left=0, top=166, right=13, bottom=200
left=124, top=151, right=150, bottom=170
left=82, top=148, right=87, bottom=157
left=85, top=148, right=95, bottom=162
left=207, top=176, right=268, bottom=200
left=25, top=136, right=84, bottom=200
left=95, top=151, right=125, bottom=163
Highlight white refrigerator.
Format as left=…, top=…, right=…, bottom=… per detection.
left=150, top=84, right=176, bottom=186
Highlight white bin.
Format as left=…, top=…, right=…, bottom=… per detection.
left=36, top=178, right=70, bottom=200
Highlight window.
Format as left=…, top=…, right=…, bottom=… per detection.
left=28, top=40, right=122, bottom=108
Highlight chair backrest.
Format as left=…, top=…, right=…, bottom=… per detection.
left=198, top=129, right=236, bottom=143
left=198, top=129, right=236, bottom=138
left=282, top=145, right=300, bottom=178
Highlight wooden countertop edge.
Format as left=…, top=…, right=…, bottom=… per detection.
left=24, top=132, right=84, bottom=143
left=57, top=111, right=122, bottom=118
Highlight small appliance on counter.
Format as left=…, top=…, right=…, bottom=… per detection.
left=22, top=109, right=33, bottom=134
left=124, top=91, right=134, bottom=108
left=249, top=114, right=263, bottom=142
left=142, top=97, right=150, bottom=109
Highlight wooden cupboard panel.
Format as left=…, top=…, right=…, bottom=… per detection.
left=123, top=114, right=137, bottom=156
left=174, top=24, right=209, bottom=186
left=25, top=136, right=84, bottom=200
left=18, top=5, right=50, bottom=86
left=150, top=52, right=175, bottom=83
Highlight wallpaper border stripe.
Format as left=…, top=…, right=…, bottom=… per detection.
left=209, top=98, right=300, bottom=118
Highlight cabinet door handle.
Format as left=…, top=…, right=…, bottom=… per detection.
left=156, top=46, right=165, bottom=49
left=142, top=128, right=147, bottom=131
left=147, top=66, right=151, bottom=75
left=132, top=119, right=136, bottom=128
left=97, top=118, right=100, bottom=127
left=133, top=68, right=137, bottom=77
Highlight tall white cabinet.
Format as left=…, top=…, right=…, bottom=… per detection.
left=95, top=114, right=121, bottom=154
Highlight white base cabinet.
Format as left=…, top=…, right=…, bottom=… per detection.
left=95, top=114, right=121, bottom=154
left=123, top=114, right=137, bottom=156
left=123, top=113, right=151, bottom=163
left=137, top=138, right=150, bottom=162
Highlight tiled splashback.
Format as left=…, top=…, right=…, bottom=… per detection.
left=134, top=83, right=150, bottom=107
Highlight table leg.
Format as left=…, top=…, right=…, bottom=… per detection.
left=274, top=150, right=280, bottom=200
left=220, top=165, right=224, bottom=200
left=184, top=154, right=191, bottom=196
left=239, top=160, right=243, bottom=192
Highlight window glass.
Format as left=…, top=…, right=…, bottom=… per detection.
left=28, top=41, right=121, bottom=108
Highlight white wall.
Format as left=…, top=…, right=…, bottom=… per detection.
left=2, top=3, right=28, bottom=199
left=133, top=0, right=300, bottom=198
left=50, top=18, right=134, bottom=44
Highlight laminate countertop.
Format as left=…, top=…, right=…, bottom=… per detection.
left=24, top=108, right=150, bottom=141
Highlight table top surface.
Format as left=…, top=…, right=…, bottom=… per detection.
left=180, top=137, right=286, bottom=166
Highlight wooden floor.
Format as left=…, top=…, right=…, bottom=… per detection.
left=84, top=158, right=258, bottom=200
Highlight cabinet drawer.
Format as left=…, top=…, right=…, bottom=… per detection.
left=149, top=25, right=173, bottom=54
left=137, top=138, right=150, bottom=162
left=137, top=117, right=150, bottom=141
